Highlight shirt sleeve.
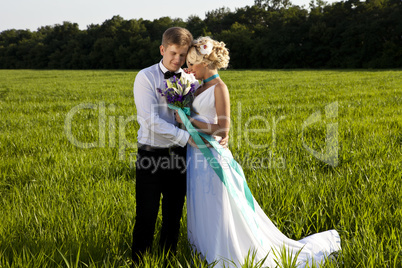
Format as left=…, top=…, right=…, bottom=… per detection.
left=133, top=70, right=190, bottom=147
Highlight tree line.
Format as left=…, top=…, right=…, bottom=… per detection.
left=0, top=0, right=401, bottom=69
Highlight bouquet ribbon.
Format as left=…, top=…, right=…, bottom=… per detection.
left=169, top=104, right=255, bottom=212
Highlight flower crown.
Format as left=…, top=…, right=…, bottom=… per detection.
left=198, top=41, right=213, bottom=56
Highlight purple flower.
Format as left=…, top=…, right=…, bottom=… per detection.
left=157, top=77, right=197, bottom=108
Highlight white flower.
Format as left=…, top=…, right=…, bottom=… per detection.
left=199, top=41, right=213, bottom=55
left=181, top=77, right=192, bottom=95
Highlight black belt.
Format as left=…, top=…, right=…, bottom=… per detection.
left=138, top=143, right=181, bottom=154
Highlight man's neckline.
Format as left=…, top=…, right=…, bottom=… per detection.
left=159, top=61, right=181, bottom=74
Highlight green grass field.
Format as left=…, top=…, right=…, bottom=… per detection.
left=0, top=69, right=401, bottom=267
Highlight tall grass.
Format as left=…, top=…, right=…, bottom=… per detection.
left=0, top=69, right=401, bottom=267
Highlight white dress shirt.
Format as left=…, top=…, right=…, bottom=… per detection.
left=134, top=61, right=199, bottom=148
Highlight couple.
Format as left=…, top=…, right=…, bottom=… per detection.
left=132, top=27, right=341, bottom=267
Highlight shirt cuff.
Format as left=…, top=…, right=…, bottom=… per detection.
left=177, top=129, right=190, bottom=147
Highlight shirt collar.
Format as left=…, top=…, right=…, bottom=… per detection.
left=159, top=60, right=182, bottom=75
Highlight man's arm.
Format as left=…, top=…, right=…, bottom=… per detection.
left=134, top=70, right=190, bottom=147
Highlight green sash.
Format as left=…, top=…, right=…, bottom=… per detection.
left=170, top=104, right=255, bottom=211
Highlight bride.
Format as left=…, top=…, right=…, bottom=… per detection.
left=176, top=36, right=341, bottom=267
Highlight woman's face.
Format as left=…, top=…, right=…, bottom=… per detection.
left=186, top=59, right=206, bottom=80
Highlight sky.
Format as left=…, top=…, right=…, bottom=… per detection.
left=0, top=0, right=339, bottom=32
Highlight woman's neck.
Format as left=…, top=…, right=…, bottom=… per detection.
left=203, top=70, right=218, bottom=80
left=202, top=71, right=219, bottom=85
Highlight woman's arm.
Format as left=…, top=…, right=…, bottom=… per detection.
left=178, top=82, right=230, bottom=138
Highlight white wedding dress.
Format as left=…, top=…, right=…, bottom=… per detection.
left=186, top=84, right=341, bottom=268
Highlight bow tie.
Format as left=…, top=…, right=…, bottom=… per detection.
left=164, top=71, right=181, bottom=79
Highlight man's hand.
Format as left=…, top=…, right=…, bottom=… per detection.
left=219, top=135, right=229, bottom=149
left=188, top=136, right=198, bottom=148
left=175, top=111, right=183, bottom=124
left=188, top=135, right=229, bottom=149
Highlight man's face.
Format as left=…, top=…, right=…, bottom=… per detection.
left=160, top=44, right=189, bottom=72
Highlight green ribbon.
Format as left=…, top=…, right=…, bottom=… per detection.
left=182, top=106, right=191, bottom=116
left=169, top=104, right=255, bottom=211
left=198, top=132, right=255, bottom=211
left=169, top=104, right=263, bottom=245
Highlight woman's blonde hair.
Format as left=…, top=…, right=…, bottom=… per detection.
left=187, top=36, right=229, bottom=70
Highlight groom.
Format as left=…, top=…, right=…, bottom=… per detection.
left=131, top=27, right=196, bottom=263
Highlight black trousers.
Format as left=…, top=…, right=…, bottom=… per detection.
left=132, top=146, right=187, bottom=261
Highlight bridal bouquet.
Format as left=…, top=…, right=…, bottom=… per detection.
left=157, top=75, right=197, bottom=110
